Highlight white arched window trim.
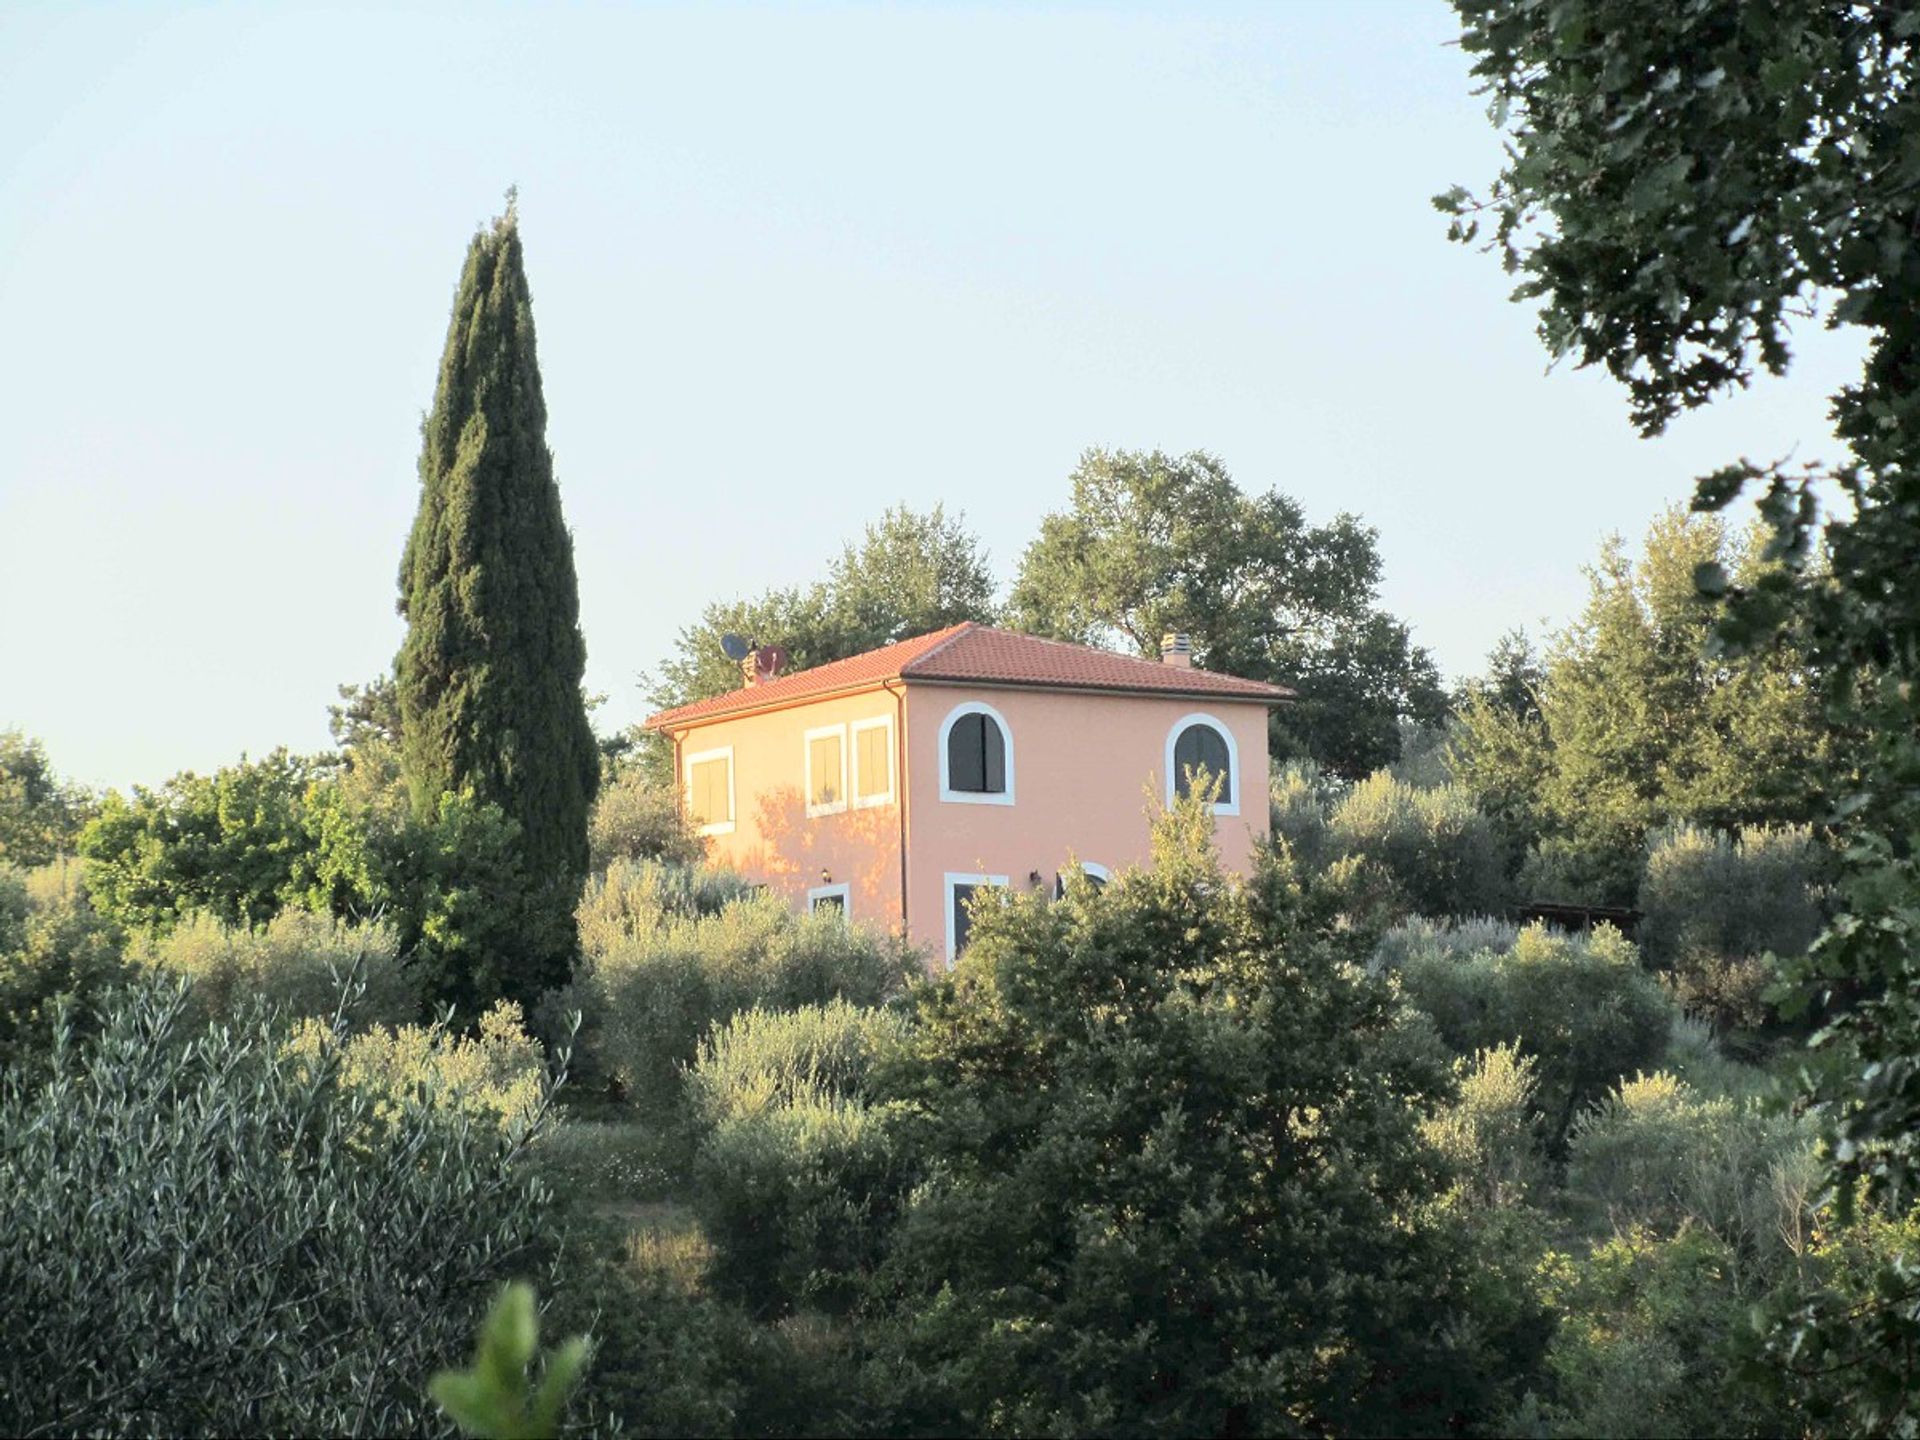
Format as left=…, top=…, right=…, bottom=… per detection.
left=1164, top=712, right=1240, bottom=817
left=1055, top=860, right=1111, bottom=898
left=937, top=700, right=1016, bottom=806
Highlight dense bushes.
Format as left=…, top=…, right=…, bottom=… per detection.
left=0, top=860, right=128, bottom=1073
left=589, top=767, right=708, bottom=870
left=1567, top=1071, right=1817, bottom=1273
left=1637, top=823, right=1823, bottom=1037
left=848, top=801, right=1490, bottom=1437
left=1268, top=762, right=1506, bottom=920
left=130, top=908, right=415, bottom=1029
left=0, top=981, right=554, bottom=1437
left=570, top=864, right=915, bottom=1114
left=1387, top=920, right=1675, bottom=1144
left=287, top=999, right=549, bottom=1131
left=78, top=750, right=316, bottom=931
left=1422, top=1042, right=1546, bottom=1210
left=687, top=1002, right=908, bottom=1313
left=1526, top=1226, right=1778, bottom=1439
left=305, top=783, right=564, bottom=1017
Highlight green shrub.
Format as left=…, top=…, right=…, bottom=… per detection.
left=589, top=768, right=708, bottom=871
left=549, top=857, right=754, bottom=1098
left=543, top=1250, right=752, bottom=1438
left=1516, top=834, right=1624, bottom=907
left=1525, top=1227, right=1778, bottom=1439
left=852, top=798, right=1495, bottom=1437
left=1760, top=1204, right=1920, bottom=1432
left=0, top=980, right=554, bottom=1437
left=576, top=857, right=755, bottom=959
left=287, top=999, right=549, bottom=1132
left=78, top=750, right=317, bottom=931
left=1268, top=760, right=1336, bottom=870
left=0, top=860, right=128, bottom=1073
left=576, top=887, right=915, bottom=1115
left=686, top=1002, right=910, bottom=1314
left=300, top=781, right=568, bottom=1020
left=1373, top=914, right=1520, bottom=973
left=685, top=999, right=908, bottom=1131
left=693, top=1086, right=899, bottom=1316
left=0, top=867, right=26, bottom=955
left=1393, top=921, right=1676, bottom=1145
left=1422, top=1042, right=1546, bottom=1210
left=131, top=907, right=415, bottom=1029
left=1268, top=763, right=1506, bottom=921
left=1638, top=823, right=1823, bottom=969
left=1660, top=1014, right=1775, bottom=1102
left=1328, top=770, right=1508, bottom=918
left=1567, top=1071, right=1819, bottom=1274
left=1637, top=824, right=1823, bottom=1038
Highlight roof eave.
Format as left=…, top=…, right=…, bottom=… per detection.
left=643, top=676, right=902, bottom=733
left=887, top=674, right=1294, bottom=706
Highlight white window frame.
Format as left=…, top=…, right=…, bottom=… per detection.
left=804, top=723, right=849, bottom=818
left=850, top=715, right=895, bottom=809
left=807, top=882, right=851, bottom=917
left=943, top=872, right=1010, bottom=968
left=1056, top=860, right=1111, bottom=898
left=937, top=700, right=1015, bottom=806
left=1164, top=712, right=1240, bottom=817
left=684, top=744, right=736, bottom=836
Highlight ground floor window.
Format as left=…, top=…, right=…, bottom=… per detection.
left=807, top=883, right=850, bottom=917
left=944, top=872, right=1010, bottom=967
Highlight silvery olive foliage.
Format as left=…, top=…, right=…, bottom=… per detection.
left=0, top=979, right=557, bottom=1438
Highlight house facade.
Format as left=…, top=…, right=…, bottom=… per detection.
left=644, top=623, right=1289, bottom=966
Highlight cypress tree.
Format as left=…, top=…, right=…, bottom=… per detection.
left=395, top=194, right=598, bottom=1005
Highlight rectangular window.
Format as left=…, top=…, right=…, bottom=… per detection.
left=805, top=725, right=847, bottom=816
left=852, top=716, right=894, bottom=808
left=686, top=748, right=734, bottom=834
left=944, top=872, right=1009, bottom=968
left=808, top=883, right=850, bottom=917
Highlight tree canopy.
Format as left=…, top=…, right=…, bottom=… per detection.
left=1443, top=1, right=1920, bottom=1421
left=0, top=732, right=90, bottom=869
left=1449, top=508, right=1834, bottom=903
left=648, top=503, right=997, bottom=713
left=1009, top=449, right=1445, bottom=778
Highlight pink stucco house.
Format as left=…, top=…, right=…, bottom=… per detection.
left=644, top=622, right=1290, bottom=967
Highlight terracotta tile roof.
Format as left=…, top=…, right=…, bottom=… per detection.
left=645, top=623, right=1292, bottom=730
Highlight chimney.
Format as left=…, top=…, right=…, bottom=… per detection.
left=1160, top=632, right=1193, bottom=668
left=741, top=656, right=762, bottom=687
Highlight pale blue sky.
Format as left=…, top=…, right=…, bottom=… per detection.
left=0, top=1, right=1862, bottom=790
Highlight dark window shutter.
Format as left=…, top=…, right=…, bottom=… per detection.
left=947, top=712, right=1007, bottom=794
left=1173, top=724, right=1232, bottom=803
left=949, top=715, right=984, bottom=791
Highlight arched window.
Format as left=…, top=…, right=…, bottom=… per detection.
left=1165, top=714, right=1239, bottom=816
left=1055, top=861, right=1110, bottom=898
left=939, top=701, right=1015, bottom=805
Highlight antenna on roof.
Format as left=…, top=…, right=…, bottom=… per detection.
left=754, top=644, right=789, bottom=682
left=720, top=632, right=752, bottom=662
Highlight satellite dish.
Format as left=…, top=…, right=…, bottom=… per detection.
left=754, top=644, right=790, bottom=679
left=720, top=632, right=751, bottom=662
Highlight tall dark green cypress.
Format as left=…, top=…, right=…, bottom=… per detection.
left=396, top=196, right=598, bottom=1005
